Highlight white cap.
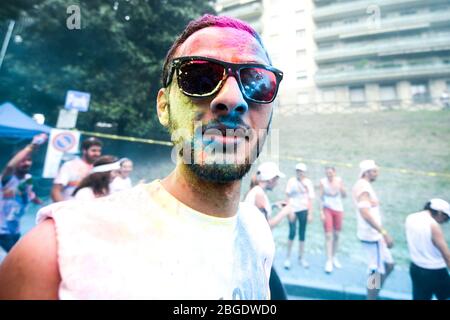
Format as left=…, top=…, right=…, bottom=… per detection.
left=257, top=162, right=285, bottom=181
left=295, top=163, right=307, bottom=172
left=430, top=198, right=450, bottom=217
left=359, top=160, right=378, bottom=177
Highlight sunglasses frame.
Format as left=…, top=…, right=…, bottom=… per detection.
left=165, top=56, right=284, bottom=104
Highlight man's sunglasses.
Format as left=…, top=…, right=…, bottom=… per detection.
left=165, top=56, right=283, bottom=104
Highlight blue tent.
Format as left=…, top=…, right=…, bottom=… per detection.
left=0, top=102, right=52, bottom=139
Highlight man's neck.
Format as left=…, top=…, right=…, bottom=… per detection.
left=161, top=164, right=242, bottom=218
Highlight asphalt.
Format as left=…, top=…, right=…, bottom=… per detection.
left=273, top=251, right=412, bottom=300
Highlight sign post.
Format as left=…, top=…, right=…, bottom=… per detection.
left=42, top=129, right=80, bottom=178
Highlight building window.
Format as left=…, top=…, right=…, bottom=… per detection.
left=343, top=18, right=358, bottom=24
left=349, top=86, right=366, bottom=106
left=296, top=71, right=308, bottom=86
left=411, top=82, right=430, bottom=103
left=296, top=49, right=306, bottom=61
left=296, top=9, right=305, bottom=20
left=317, top=22, right=332, bottom=29
left=322, top=89, right=335, bottom=103
left=296, top=29, right=305, bottom=40
left=380, top=85, right=397, bottom=101
left=400, top=9, right=417, bottom=16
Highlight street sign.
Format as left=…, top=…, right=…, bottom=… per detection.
left=42, top=129, right=80, bottom=178
left=64, top=90, right=90, bottom=112
left=56, top=108, right=78, bottom=129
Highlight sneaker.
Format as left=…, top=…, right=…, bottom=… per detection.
left=283, top=259, right=291, bottom=270
left=299, top=258, right=309, bottom=269
left=333, top=257, right=342, bottom=269
left=325, top=260, right=333, bottom=273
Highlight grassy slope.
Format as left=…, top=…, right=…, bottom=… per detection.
left=254, top=110, right=450, bottom=268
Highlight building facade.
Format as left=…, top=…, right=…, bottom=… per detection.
left=215, top=0, right=450, bottom=113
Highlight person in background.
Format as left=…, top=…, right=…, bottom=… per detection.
left=51, top=137, right=102, bottom=202
left=284, top=163, right=315, bottom=269
left=319, top=166, right=346, bottom=274
left=109, top=158, right=133, bottom=193
left=73, top=156, right=120, bottom=201
left=352, top=160, right=394, bottom=300
left=244, top=161, right=292, bottom=300
left=0, top=133, right=47, bottom=253
left=440, top=90, right=450, bottom=110
left=405, top=198, right=450, bottom=300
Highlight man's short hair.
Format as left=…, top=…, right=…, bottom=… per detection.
left=161, top=14, right=270, bottom=87
left=81, top=137, right=103, bottom=151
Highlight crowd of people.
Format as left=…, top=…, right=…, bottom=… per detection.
left=0, top=14, right=448, bottom=300
left=245, top=160, right=450, bottom=300
left=0, top=135, right=138, bottom=255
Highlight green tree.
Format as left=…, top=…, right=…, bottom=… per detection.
left=0, top=0, right=215, bottom=138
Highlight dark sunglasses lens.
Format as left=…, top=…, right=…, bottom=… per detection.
left=240, top=67, right=277, bottom=102
left=178, top=60, right=224, bottom=95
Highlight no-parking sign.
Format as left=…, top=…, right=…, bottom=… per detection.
left=52, top=131, right=77, bottom=152
left=43, top=129, right=80, bottom=178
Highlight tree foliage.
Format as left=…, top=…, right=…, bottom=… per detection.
left=0, top=0, right=215, bottom=138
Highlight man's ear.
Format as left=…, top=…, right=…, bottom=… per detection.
left=157, top=88, right=170, bottom=127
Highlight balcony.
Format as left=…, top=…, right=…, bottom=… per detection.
left=216, top=0, right=263, bottom=21
left=314, top=10, right=450, bottom=41
left=315, top=34, right=450, bottom=63
left=315, top=62, right=450, bottom=86
left=313, top=0, right=448, bottom=22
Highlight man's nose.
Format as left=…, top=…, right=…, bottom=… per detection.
left=210, top=76, right=249, bottom=117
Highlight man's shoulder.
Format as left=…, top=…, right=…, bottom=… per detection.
left=61, top=157, right=88, bottom=169
left=353, top=178, right=370, bottom=191
left=38, top=184, right=152, bottom=223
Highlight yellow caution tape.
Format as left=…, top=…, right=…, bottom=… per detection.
left=78, top=130, right=173, bottom=147
left=281, top=155, right=450, bottom=180
left=77, top=130, right=450, bottom=180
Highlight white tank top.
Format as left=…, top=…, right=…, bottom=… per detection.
left=36, top=180, right=274, bottom=299
left=405, top=211, right=446, bottom=269
left=244, top=185, right=271, bottom=218
left=320, top=177, right=343, bottom=212
left=352, top=179, right=382, bottom=242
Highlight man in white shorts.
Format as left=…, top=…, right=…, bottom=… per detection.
left=352, top=160, right=394, bottom=300
left=0, top=14, right=284, bottom=299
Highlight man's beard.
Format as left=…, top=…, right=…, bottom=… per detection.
left=188, top=161, right=252, bottom=183
left=169, top=109, right=272, bottom=184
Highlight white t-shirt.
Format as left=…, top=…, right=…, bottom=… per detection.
left=352, top=178, right=382, bottom=242
left=73, top=187, right=96, bottom=201
left=110, top=176, right=132, bottom=194
left=53, top=157, right=93, bottom=200
left=36, top=180, right=274, bottom=300
left=244, top=185, right=271, bottom=218
left=285, top=177, right=315, bottom=212
left=405, top=211, right=447, bottom=269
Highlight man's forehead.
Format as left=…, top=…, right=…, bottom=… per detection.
left=176, top=27, right=269, bottom=64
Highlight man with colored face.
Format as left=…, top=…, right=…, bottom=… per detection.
left=0, top=15, right=283, bottom=300
left=0, top=134, right=47, bottom=253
